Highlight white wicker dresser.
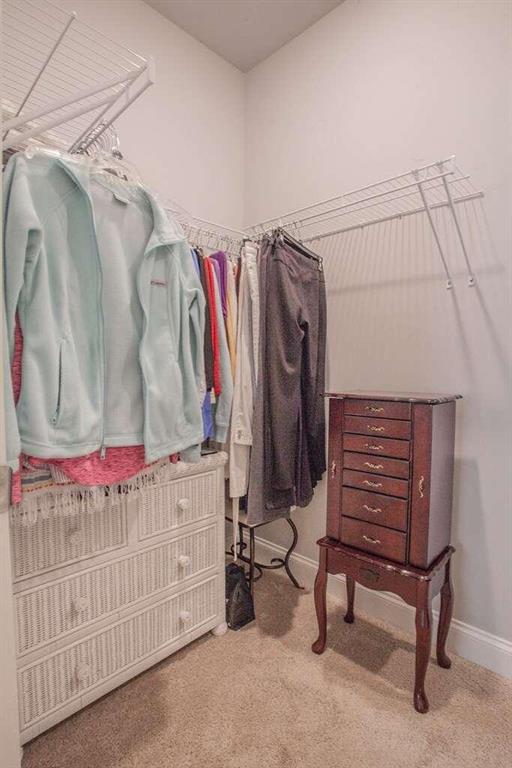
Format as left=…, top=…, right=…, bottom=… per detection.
left=10, top=453, right=227, bottom=744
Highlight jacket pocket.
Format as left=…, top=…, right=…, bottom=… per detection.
left=51, top=339, right=75, bottom=430
left=51, top=342, right=64, bottom=427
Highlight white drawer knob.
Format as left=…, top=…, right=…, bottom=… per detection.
left=177, top=498, right=190, bottom=512
left=178, top=554, right=190, bottom=568
left=68, top=529, right=84, bottom=547
left=72, top=596, right=90, bottom=613
left=179, top=610, right=192, bottom=623
left=75, top=662, right=91, bottom=686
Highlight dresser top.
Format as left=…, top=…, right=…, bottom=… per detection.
left=326, top=390, right=462, bottom=404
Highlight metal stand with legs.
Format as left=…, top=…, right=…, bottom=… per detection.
left=226, top=513, right=304, bottom=595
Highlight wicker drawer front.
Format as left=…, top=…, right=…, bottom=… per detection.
left=18, top=575, right=218, bottom=730
left=138, top=471, right=217, bottom=540
left=11, top=502, right=126, bottom=581
left=15, top=524, right=217, bottom=656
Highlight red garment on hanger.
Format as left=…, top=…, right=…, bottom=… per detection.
left=204, top=256, right=222, bottom=396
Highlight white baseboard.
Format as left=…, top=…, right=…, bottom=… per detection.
left=252, top=534, right=512, bottom=679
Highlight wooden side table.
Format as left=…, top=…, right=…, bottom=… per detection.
left=312, top=537, right=455, bottom=713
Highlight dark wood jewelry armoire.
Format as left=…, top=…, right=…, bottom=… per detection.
left=312, top=391, right=461, bottom=713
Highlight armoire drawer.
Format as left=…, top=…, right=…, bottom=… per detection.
left=340, top=517, right=406, bottom=563
left=11, top=501, right=127, bottom=582
left=18, top=575, right=219, bottom=731
left=342, top=469, right=409, bottom=499
left=343, top=415, right=411, bottom=441
left=343, top=433, right=410, bottom=460
left=138, top=471, right=217, bottom=540
left=343, top=451, right=409, bottom=479
left=15, top=524, right=218, bottom=656
left=342, top=488, right=408, bottom=531
left=344, top=399, right=411, bottom=421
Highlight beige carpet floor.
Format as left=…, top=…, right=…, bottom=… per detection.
left=23, top=571, right=512, bottom=768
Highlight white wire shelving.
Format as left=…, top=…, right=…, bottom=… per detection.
left=169, top=206, right=248, bottom=260
left=248, top=157, right=484, bottom=288
left=2, top=0, right=154, bottom=155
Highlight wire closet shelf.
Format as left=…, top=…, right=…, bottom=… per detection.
left=2, top=0, right=154, bottom=156
left=171, top=208, right=248, bottom=261
left=248, top=157, right=483, bottom=289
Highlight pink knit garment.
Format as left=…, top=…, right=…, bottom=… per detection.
left=11, top=315, right=178, bottom=504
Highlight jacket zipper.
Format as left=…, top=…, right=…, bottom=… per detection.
left=136, top=249, right=154, bottom=459
left=83, top=194, right=107, bottom=460
left=51, top=342, right=64, bottom=426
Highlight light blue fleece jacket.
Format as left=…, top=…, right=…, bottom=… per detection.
left=2, top=153, right=205, bottom=470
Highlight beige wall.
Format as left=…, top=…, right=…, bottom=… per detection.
left=245, top=0, right=512, bottom=644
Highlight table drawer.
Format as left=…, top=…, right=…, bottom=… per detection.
left=343, top=469, right=409, bottom=499
left=18, top=575, right=219, bottom=731
left=343, top=451, right=409, bottom=479
left=344, top=415, right=411, bottom=440
left=343, top=433, right=410, bottom=460
left=15, top=524, right=217, bottom=656
left=340, top=517, right=406, bottom=563
left=344, top=399, right=411, bottom=421
left=342, top=488, right=408, bottom=531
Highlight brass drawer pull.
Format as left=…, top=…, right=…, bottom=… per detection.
left=362, top=534, right=381, bottom=545
left=363, top=480, right=382, bottom=488
left=365, top=405, right=384, bottom=413
left=368, top=425, right=385, bottom=432
left=419, top=475, right=426, bottom=498
left=363, top=504, right=382, bottom=514
left=364, top=461, right=383, bottom=470
left=364, top=443, right=384, bottom=451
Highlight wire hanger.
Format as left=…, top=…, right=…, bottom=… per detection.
left=274, top=226, right=323, bottom=267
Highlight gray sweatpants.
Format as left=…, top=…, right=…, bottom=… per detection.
left=247, top=236, right=326, bottom=525
left=263, top=239, right=327, bottom=510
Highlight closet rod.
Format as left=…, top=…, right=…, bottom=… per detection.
left=187, top=215, right=247, bottom=238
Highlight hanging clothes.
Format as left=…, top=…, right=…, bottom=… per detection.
left=2, top=152, right=205, bottom=471
left=9, top=312, right=180, bottom=505
left=191, top=248, right=214, bottom=441
left=197, top=249, right=215, bottom=392
left=225, top=260, right=238, bottom=377
left=203, top=255, right=222, bottom=397
left=263, top=235, right=327, bottom=509
left=247, top=237, right=289, bottom=524
left=246, top=232, right=326, bottom=524
left=229, top=241, right=259, bottom=499
left=209, top=250, right=228, bottom=319
left=209, top=258, right=233, bottom=443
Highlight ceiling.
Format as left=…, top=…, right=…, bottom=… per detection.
left=144, top=0, right=344, bottom=71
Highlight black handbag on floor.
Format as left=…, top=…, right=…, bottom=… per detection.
left=225, top=562, right=255, bottom=630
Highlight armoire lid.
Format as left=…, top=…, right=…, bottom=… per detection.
left=325, top=390, right=463, bottom=404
